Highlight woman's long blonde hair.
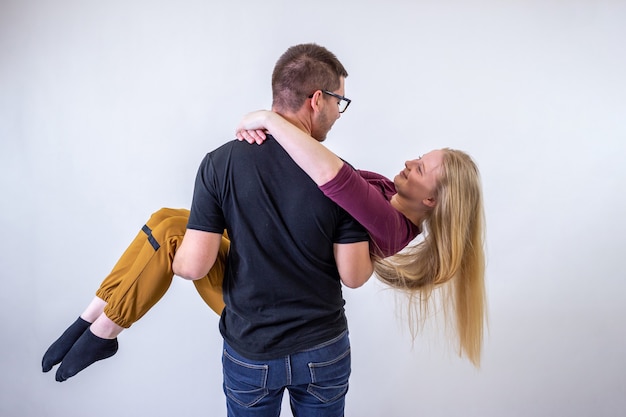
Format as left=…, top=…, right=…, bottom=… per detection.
left=374, top=148, right=486, bottom=367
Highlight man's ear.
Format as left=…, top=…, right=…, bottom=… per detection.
left=309, top=90, right=323, bottom=112
left=423, top=197, right=437, bottom=208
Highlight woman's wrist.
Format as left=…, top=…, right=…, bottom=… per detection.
left=265, top=111, right=281, bottom=131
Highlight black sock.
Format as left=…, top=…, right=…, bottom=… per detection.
left=55, top=328, right=118, bottom=382
left=42, top=317, right=91, bottom=372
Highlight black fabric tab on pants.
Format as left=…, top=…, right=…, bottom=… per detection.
left=142, top=224, right=161, bottom=251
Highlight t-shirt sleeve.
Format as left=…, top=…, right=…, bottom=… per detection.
left=355, top=169, right=387, bottom=182
left=187, top=153, right=226, bottom=233
left=319, top=162, right=415, bottom=257
left=333, top=206, right=370, bottom=245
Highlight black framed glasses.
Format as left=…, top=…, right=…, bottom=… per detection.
left=308, top=90, right=352, bottom=113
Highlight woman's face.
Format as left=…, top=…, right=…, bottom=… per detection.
left=394, top=150, right=444, bottom=210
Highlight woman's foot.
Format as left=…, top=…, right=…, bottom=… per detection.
left=55, top=329, right=119, bottom=382
left=42, top=317, right=91, bottom=372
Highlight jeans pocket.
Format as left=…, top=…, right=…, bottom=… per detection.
left=307, top=347, right=351, bottom=403
left=223, top=348, right=269, bottom=408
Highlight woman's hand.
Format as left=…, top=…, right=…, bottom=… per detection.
left=235, top=110, right=272, bottom=145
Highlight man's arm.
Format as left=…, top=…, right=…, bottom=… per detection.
left=334, top=241, right=373, bottom=288
left=172, top=229, right=223, bottom=280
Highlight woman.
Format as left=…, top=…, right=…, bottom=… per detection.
left=42, top=115, right=485, bottom=382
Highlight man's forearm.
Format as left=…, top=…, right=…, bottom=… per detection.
left=172, top=229, right=223, bottom=280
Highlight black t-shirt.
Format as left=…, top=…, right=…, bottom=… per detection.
left=187, top=137, right=369, bottom=360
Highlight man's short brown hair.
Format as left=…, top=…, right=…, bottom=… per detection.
left=271, top=43, right=348, bottom=112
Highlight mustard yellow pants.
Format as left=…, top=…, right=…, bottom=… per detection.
left=95, top=208, right=227, bottom=328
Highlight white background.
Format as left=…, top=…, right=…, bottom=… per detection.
left=1, top=1, right=625, bottom=416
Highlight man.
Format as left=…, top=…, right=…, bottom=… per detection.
left=173, top=43, right=372, bottom=416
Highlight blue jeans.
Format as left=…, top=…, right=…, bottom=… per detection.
left=222, top=331, right=351, bottom=417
